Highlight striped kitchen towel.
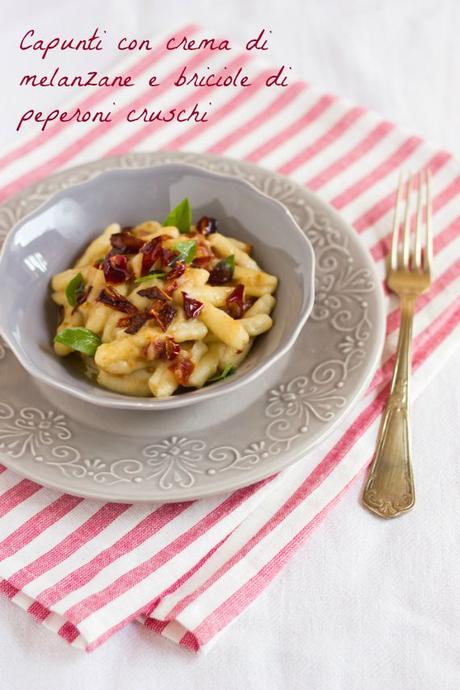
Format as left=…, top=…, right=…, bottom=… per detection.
left=0, top=25, right=459, bottom=652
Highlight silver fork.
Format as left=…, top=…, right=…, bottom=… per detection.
left=362, top=170, right=433, bottom=518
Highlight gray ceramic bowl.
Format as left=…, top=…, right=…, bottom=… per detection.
left=0, top=163, right=315, bottom=410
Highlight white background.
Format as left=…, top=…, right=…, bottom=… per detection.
left=0, top=1, right=459, bottom=688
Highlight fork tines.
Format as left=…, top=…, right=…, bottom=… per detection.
left=390, top=170, right=433, bottom=272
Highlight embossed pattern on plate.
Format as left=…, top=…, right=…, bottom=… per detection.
left=0, top=152, right=385, bottom=502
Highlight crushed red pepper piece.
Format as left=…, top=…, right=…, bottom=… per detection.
left=162, top=248, right=180, bottom=268
left=143, top=336, right=180, bottom=362
left=163, top=281, right=178, bottom=297
left=154, top=336, right=181, bottom=361
left=137, top=285, right=171, bottom=301
left=110, top=231, right=145, bottom=254
left=192, top=241, right=214, bottom=268
left=96, top=287, right=137, bottom=314
left=102, top=252, right=133, bottom=284
left=137, top=284, right=176, bottom=331
left=150, top=303, right=176, bottom=332
left=196, top=216, right=218, bottom=236
left=208, top=257, right=235, bottom=285
left=226, top=283, right=247, bottom=319
left=140, top=235, right=166, bottom=274
left=164, top=337, right=181, bottom=360
left=169, top=355, right=194, bottom=385
left=117, top=312, right=150, bottom=335
left=182, top=292, right=204, bottom=319
left=166, top=261, right=186, bottom=282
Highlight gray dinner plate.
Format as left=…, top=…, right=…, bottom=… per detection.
left=0, top=152, right=385, bottom=503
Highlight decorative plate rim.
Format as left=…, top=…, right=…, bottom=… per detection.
left=0, top=151, right=385, bottom=503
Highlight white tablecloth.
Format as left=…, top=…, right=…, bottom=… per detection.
left=0, top=1, right=459, bottom=688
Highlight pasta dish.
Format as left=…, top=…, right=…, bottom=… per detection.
left=51, top=198, right=278, bottom=398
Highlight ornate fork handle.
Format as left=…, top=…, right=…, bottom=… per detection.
left=363, top=296, right=416, bottom=518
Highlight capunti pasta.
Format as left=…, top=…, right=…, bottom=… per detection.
left=52, top=200, right=278, bottom=398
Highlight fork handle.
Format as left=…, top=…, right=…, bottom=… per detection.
left=363, top=296, right=416, bottom=518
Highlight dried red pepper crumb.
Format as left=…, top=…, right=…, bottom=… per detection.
left=164, top=337, right=181, bottom=360
left=150, top=302, right=176, bottom=331
left=110, top=230, right=145, bottom=254
left=182, top=292, right=204, bottom=319
left=143, top=336, right=181, bottom=362
left=208, top=258, right=234, bottom=285
left=97, top=287, right=137, bottom=314
left=167, top=261, right=186, bottom=282
left=226, top=283, right=247, bottom=319
left=137, top=285, right=171, bottom=301
left=154, top=337, right=181, bottom=361
left=192, top=241, right=214, bottom=268
left=163, top=281, right=178, bottom=297
left=140, top=235, right=166, bottom=274
left=162, top=248, right=180, bottom=268
left=169, top=355, right=194, bottom=385
left=196, top=216, right=218, bottom=236
left=102, top=252, right=133, bottom=284
left=117, top=312, right=150, bottom=335
left=137, top=284, right=176, bottom=331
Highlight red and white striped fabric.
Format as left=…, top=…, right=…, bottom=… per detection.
left=0, top=25, right=459, bottom=652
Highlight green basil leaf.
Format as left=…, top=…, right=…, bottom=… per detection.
left=65, top=272, right=84, bottom=307
left=134, top=271, right=166, bottom=284
left=163, top=198, right=192, bottom=233
left=219, top=255, right=235, bottom=272
left=209, top=363, right=234, bottom=383
left=174, top=240, right=197, bottom=265
left=54, top=327, right=101, bottom=356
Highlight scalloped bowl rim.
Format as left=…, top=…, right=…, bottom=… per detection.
left=0, top=162, right=315, bottom=410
